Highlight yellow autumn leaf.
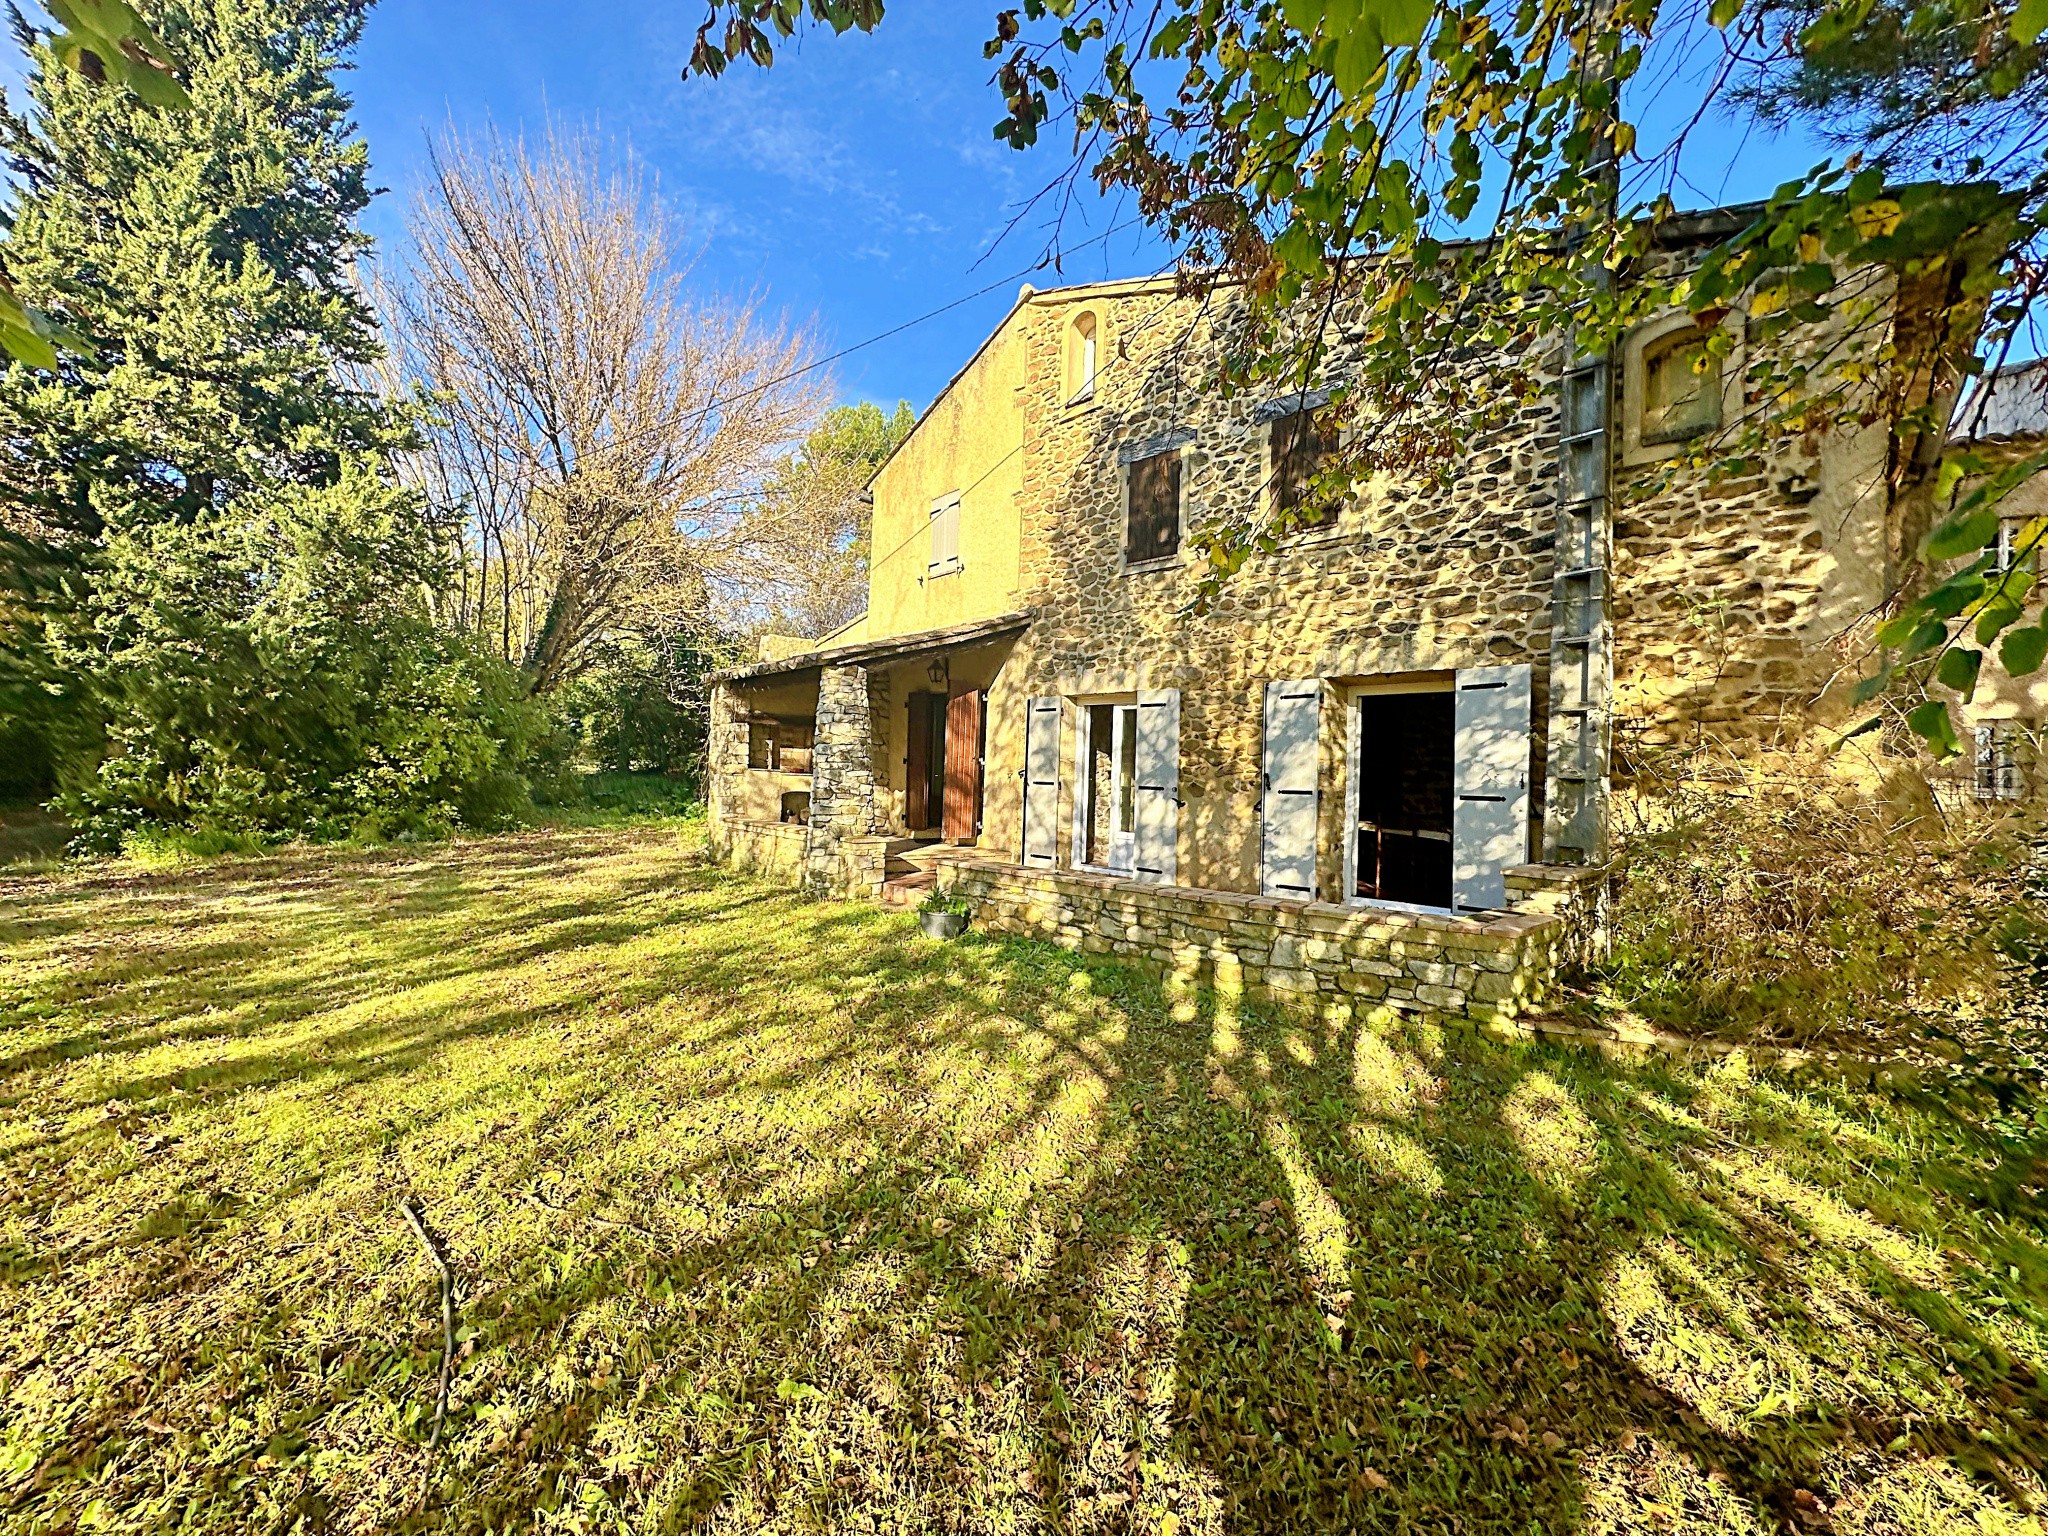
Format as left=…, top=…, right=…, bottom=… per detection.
left=1851, top=199, right=1903, bottom=239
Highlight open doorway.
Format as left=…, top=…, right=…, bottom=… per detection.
left=1351, top=687, right=1454, bottom=909
left=1080, top=701, right=1139, bottom=874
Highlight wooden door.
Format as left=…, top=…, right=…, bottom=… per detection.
left=905, top=692, right=934, bottom=831
left=943, top=684, right=985, bottom=842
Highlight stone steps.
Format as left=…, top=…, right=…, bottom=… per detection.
left=883, top=838, right=948, bottom=879
left=879, top=869, right=937, bottom=907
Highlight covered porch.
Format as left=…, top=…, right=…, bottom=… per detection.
left=706, top=612, right=1031, bottom=900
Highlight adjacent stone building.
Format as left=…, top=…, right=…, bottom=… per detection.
left=707, top=204, right=1985, bottom=1025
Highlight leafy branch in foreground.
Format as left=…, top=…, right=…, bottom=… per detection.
left=678, top=0, right=2048, bottom=757
left=0, top=1, right=190, bottom=368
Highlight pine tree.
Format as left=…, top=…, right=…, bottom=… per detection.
left=0, top=0, right=532, bottom=843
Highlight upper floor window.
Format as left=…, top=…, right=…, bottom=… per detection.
left=1975, top=723, right=2024, bottom=802
left=1125, top=448, right=1181, bottom=565
left=1994, top=520, right=2038, bottom=576
left=1641, top=330, right=1723, bottom=445
left=927, top=492, right=962, bottom=577
left=1271, top=410, right=1339, bottom=532
left=1067, top=311, right=1099, bottom=404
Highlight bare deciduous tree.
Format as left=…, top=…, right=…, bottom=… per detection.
left=390, top=123, right=828, bottom=692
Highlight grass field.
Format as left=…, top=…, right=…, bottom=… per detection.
left=1, top=824, right=2045, bottom=1534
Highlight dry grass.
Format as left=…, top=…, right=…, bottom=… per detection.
left=1, top=825, right=2044, bottom=1534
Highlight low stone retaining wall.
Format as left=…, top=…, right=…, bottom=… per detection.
left=937, top=858, right=1570, bottom=1026
left=709, top=816, right=808, bottom=885
left=707, top=814, right=890, bottom=900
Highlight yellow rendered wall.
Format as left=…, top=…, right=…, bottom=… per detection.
left=864, top=314, right=1028, bottom=642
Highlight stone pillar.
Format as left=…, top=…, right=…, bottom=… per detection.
left=706, top=681, right=750, bottom=862
left=805, top=663, right=880, bottom=896
left=866, top=666, right=894, bottom=829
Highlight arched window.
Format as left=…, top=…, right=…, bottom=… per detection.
left=1068, top=311, right=1099, bottom=403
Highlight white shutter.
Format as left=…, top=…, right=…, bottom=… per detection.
left=1022, top=696, right=1062, bottom=868
left=1133, top=689, right=1180, bottom=885
left=928, top=494, right=961, bottom=575
left=1453, top=664, right=1532, bottom=912
left=1260, top=680, right=1322, bottom=900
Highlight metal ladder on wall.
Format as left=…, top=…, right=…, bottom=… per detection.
left=1542, top=351, right=1612, bottom=864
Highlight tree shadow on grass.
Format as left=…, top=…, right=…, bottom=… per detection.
left=1, top=837, right=2044, bottom=1535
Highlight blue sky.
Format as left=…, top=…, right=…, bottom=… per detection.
left=350, top=1, right=1173, bottom=415
left=347, top=2, right=1841, bottom=416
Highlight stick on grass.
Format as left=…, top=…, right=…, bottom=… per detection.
left=399, top=1196, right=457, bottom=1451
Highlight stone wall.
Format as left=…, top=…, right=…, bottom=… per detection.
left=962, top=264, right=1900, bottom=899
left=710, top=817, right=809, bottom=885
left=708, top=669, right=893, bottom=902
left=705, top=682, right=751, bottom=843
left=976, top=280, right=1568, bottom=900
left=803, top=664, right=880, bottom=897
left=938, top=857, right=1568, bottom=1027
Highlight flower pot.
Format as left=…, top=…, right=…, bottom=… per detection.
left=920, top=909, right=968, bottom=940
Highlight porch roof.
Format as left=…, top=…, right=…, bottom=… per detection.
left=713, top=610, right=1033, bottom=686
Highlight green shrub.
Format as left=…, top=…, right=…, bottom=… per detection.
left=119, top=824, right=269, bottom=869
left=49, top=470, right=545, bottom=852
left=1599, top=740, right=2030, bottom=1049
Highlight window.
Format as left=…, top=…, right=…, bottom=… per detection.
left=1068, top=311, right=1099, bottom=404
left=1124, top=449, right=1181, bottom=564
left=1975, top=723, right=2024, bottom=802
left=1075, top=693, right=1181, bottom=882
left=1271, top=410, right=1339, bottom=531
left=1641, top=330, right=1723, bottom=444
left=1083, top=702, right=1140, bottom=872
left=748, top=717, right=814, bottom=773
left=1993, top=520, right=2038, bottom=576
left=927, top=492, right=962, bottom=577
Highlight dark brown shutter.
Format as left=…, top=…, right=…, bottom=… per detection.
left=1124, top=451, right=1181, bottom=563
left=905, top=693, right=933, bottom=830
left=1274, top=412, right=1336, bottom=529
left=943, top=685, right=985, bottom=841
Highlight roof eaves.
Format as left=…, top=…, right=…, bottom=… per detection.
left=712, top=609, right=1034, bottom=685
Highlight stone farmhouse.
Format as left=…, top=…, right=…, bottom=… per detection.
left=707, top=204, right=1994, bottom=1027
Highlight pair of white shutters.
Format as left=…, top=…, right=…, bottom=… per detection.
left=1021, top=692, right=1179, bottom=883
left=1260, top=666, right=1532, bottom=913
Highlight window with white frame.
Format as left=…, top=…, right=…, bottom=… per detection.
left=1993, top=519, right=2038, bottom=575
left=1975, top=723, right=2024, bottom=801
left=1068, top=311, right=1099, bottom=404
left=927, top=492, right=962, bottom=577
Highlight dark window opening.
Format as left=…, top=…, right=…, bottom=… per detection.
left=748, top=717, right=815, bottom=773
left=1354, top=691, right=1454, bottom=908
left=1273, top=410, right=1339, bottom=531
left=1125, top=449, right=1182, bottom=564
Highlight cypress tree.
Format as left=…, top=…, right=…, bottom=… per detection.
left=0, top=0, right=533, bottom=843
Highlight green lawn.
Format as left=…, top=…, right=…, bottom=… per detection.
left=1, top=826, right=2043, bottom=1535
